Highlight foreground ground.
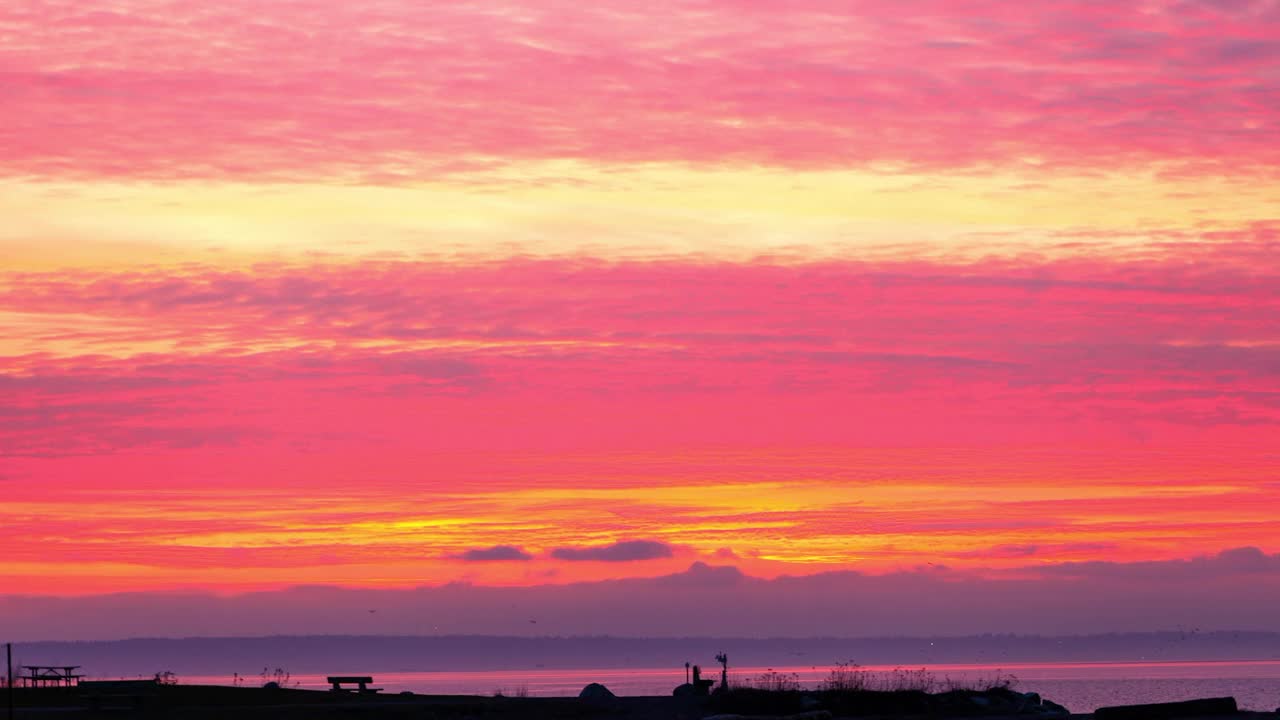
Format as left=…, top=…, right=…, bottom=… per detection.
left=5, top=685, right=1274, bottom=720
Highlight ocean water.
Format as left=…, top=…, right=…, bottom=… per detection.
left=183, top=660, right=1280, bottom=713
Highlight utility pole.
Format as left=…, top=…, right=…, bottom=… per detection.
left=7, top=642, right=13, bottom=720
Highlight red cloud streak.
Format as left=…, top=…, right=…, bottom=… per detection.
left=4, top=252, right=1278, bottom=452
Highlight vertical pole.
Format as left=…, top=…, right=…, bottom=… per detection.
left=7, top=642, right=14, bottom=720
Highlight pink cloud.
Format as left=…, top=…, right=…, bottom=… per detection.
left=2, top=0, right=1278, bottom=181
left=2, top=251, right=1277, bottom=591
left=3, top=249, right=1279, bottom=462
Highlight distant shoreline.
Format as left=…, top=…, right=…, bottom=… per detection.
left=13, top=631, right=1280, bottom=677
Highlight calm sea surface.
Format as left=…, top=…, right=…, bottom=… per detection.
left=183, top=660, right=1280, bottom=713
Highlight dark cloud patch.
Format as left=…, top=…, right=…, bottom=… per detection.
left=1037, top=546, right=1280, bottom=580
left=551, top=540, right=673, bottom=562
left=656, top=561, right=746, bottom=588
left=454, top=545, right=533, bottom=562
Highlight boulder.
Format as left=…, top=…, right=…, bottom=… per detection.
left=1040, top=698, right=1070, bottom=716
left=579, top=682, right=616, bottom=700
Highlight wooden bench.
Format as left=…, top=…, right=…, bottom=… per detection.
left=327, top=676, right=382, bottom=694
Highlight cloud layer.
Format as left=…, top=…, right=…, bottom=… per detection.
left=3, top=0, right=1280, bottom=629
left=3, top=0, right=1279, bottom=181
left=6, top=550, right=1280, bottom=641
left=2, top=252, right=1277, bottom=596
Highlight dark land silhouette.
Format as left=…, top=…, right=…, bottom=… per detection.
left=3, top=676, right=1269, bottom=720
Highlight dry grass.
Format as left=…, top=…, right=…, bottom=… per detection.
left=742, top=670, right=803, bottom=692
left=820, top=661, right=1018, bottom=693
left=492, top=683, right=531, bottom=698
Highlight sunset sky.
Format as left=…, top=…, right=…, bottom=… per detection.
left=3, top=0, right=1280, bottom=639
